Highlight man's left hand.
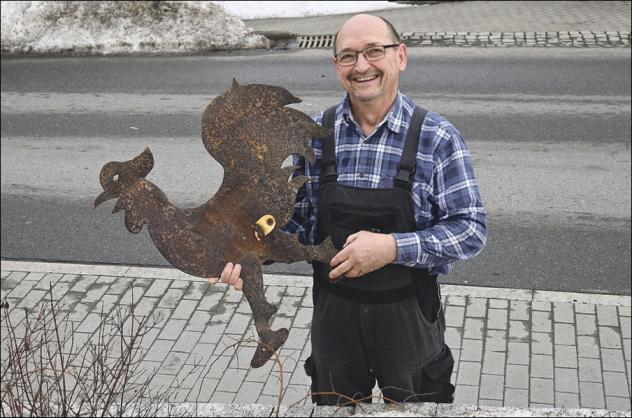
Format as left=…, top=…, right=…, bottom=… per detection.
left=329, top=231, right=398, bottom=280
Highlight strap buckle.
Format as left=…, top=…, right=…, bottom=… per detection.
left=393, top=164, right=415, bottom=189
left=320, top=160, right=337, bottom=183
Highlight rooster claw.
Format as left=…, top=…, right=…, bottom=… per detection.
left=250, top=328, right=289, bottom=368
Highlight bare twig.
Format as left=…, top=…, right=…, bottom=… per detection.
left=0, top=284, right=176, bottom=417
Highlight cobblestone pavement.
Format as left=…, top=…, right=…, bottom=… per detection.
left=1, top=260, right=630, bottom=414
left=398, top=30, right=630, bottom=48
left=246, top=1, right=631, bottom=48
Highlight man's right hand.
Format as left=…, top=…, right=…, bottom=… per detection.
left=209, top=262, right=243, bottom=291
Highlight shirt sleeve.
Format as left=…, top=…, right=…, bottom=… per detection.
left=392, top=123, right=487, bottom=270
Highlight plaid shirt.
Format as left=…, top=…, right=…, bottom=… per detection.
left=285, top=92, right=487, bottom=275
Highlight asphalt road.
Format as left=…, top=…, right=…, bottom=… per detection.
left=1, top=47, right=630, bottom=295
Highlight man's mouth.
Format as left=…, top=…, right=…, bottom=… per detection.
left=353, top=74, right=380, bottom=83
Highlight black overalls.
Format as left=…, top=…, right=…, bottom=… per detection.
left=305, top=105, right=455, bottom=405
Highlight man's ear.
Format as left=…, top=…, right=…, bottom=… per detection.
left=398, top=43, right=408, bottom=72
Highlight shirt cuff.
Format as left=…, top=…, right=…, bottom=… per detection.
left=391, top=232, right=421, bottom=267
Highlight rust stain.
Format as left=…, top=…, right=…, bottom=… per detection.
left=95, top=80, right=335, bottom=368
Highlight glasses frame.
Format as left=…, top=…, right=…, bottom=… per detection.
left=334, top=44, right=401, bottom=67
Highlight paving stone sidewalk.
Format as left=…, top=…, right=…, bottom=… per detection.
left=1, top=260, right=631, bottom=415
left=397, top=30, right=630, bottom=48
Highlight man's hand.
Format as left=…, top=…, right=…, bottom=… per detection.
left=329, top=231, right=398, bottom=280
left=209, top=262, right=243, bottom=291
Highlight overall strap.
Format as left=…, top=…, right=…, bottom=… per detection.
left=320, top=105, right=338, bottom=184
left=393, top=105, right=428, bottom=190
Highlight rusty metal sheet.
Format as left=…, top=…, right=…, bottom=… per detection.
left=95, top=80, right=336, bottom=368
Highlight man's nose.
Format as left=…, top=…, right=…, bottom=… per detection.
left=353, top=52, right=372, bottom=71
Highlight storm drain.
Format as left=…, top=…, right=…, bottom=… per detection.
left=297, top=34, right=334, bottom=49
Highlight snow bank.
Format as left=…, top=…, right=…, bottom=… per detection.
left=0, top=1, right=269, bottom=56
left=210, top=1, right=409, bottom=20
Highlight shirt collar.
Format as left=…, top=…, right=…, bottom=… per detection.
left=340, top=92, right=405, bottom=134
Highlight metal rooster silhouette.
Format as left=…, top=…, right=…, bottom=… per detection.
left=94, top=80, right=336, bottom=368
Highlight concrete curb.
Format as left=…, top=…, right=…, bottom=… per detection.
left=118, top=401, right=632, bottom=416
left=255, top=31, right=298, bottom=49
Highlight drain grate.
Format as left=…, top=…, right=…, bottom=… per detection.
left=296, top=34, right=335, bottom=49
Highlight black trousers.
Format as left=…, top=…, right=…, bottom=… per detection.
left=306, top=287, right=455, bottom=406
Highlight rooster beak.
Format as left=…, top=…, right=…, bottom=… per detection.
left=94, top=190, right=118, bottom=208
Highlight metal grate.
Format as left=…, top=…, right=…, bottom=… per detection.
left=296, top=34, right=335, bottom=49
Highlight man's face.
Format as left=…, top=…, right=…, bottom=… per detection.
left=334, top=16, right=407, bottom=104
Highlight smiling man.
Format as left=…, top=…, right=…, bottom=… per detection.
left=214, top=14, right=487, bottom=405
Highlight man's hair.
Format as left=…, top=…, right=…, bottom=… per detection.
left=333, top=16, right=401, bottom=54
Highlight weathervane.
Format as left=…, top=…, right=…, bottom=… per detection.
left=95, top=80, right=336, bottom=367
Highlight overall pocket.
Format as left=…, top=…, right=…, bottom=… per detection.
left=414, top=276, right=442, bottom=325
left=328, top=202, right=397, bottom=249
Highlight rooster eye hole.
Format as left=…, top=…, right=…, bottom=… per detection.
left=113, top=174, right=119, bottom=181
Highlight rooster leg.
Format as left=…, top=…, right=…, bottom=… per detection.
left=240, top=255, right=289, bottom=368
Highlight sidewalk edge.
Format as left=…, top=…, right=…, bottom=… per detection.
left=2, top=259, right=630, bottom=306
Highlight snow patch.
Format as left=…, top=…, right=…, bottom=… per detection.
left=1, top=1, right=269, bottom=56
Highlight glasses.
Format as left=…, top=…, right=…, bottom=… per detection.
left=334, top=44, right=400, bottom=66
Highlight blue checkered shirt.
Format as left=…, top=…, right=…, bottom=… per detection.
left=285, top=92, right=487, bottom=275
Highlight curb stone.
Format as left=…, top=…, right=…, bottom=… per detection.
left=117, top=402, right=632, bottom=417
left=256, top=31, right=298, bottom=49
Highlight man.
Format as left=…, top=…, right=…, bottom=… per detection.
left=211, top=14, right=487, bottom=405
